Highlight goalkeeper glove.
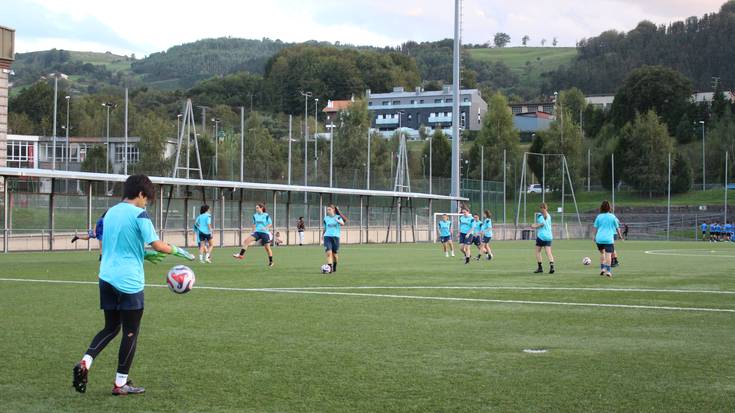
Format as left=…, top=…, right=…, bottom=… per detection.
left=170, top=244, right=195, bottom=261
left=144, top=250, right=166, bottom=264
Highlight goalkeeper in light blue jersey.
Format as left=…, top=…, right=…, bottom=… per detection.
left=72, top=175, right=194, bottom=396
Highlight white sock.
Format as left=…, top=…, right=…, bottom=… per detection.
left=199, top=254, right=203, bottom=260
left=82, top=354, right=93, bottom=369
left=115, top=373, right=128, bottom=387
left=205, top=253, right=210, bottom=259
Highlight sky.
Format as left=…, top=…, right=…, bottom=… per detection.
left=4, top=0, right=727, bottom=56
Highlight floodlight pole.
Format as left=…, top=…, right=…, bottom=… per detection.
left=503, top=149, right=507, bottom=224
left=52, top=75, right=58, bottom=170
left=366, top=121, right=371, bottom=190
left=611, top=153, right=616, bottom=211
left=725, top=151, right=729, bottom=224
left=124, top=88, right=129, bottom=175
left=64, top=96, right=70, bottom=172
left=288, top=114, right=292, bottom=185
left=701, top=121, right=706, bottom=191
left=667, top=152, right=671, bottom=240
left=450, top=0, right=461, bottom=212
left=240, top=107, right=245, bottom=182
left=480, top=145, right=484, bottom=214
left=429, top=133, right=432, bottom=194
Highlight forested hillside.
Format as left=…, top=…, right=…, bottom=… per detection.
left=544, top=1, right=735, bottom=94
left=131, top=37, right=290, bottom=89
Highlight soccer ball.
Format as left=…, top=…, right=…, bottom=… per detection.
left=167, top=265, right=196, bottom=294
left=320, top=264, right=332, bottom=274
left=582, top=257, right=592, bottom=266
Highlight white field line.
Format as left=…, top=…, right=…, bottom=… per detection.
left=645, top=249, right=735, bottom=258
left=1, top=278, right=734, bottom=314
left=261, top=285, right=735, bottom=295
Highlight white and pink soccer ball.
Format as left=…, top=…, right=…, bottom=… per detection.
left=582, top=257, right=592, bottom=266
left=167, top=265, right=196, bottom=294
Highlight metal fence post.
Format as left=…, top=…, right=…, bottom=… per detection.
left=49, top=178, right=55, bottom=251
left=3, top=177, right=8, bottom=253
left=220, top=189, right=225, bottom=248
left=87, top=181, right=93, bottom=252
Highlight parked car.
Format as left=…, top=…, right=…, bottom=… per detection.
left=527, top=184, right=551, bottom=194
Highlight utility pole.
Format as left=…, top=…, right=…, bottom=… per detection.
left=367, top=117, right=371, bottom=190
left=700, top=120, right=706, bottom=191
left=428, top=131, right=432, bottom=194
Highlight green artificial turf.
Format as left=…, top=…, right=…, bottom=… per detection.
left=0, top=241, right=733, bottom=412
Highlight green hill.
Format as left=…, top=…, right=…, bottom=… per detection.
left=468, top=47, right=577, bottom=94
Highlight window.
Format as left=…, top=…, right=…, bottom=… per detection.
left=368, top=101, right=373, bottom=106
left=434, top=99, right=443, bottom=104
left=39, top=143, right=67, bottom=163
left=410, top=100, right=415, bottom=104
left=463, top=97, right=470, bottom=102
left=382, top=101, right=390, bottom=106
left=8, top=141, right=34, bottom=168
left=446, top=98, right=453, bottom=103
left=419, top=100, right=424, bottom=104
left=115, top=145, right=140, bottom=164
left=392, top=100, right=401, bottom=105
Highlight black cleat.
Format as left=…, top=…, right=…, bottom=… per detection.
left=549, top=267, right=555, bottom=274
left=112, top=380, right=145, bottom=396
left=465, top=257, right=470, bottom=264
left=71, top=235, right=80, bottom=243
left=72, top=362, right=88, bottom=393
left=534, top=268, right=543, bottom=274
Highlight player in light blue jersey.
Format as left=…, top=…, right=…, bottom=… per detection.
left=233, top=203, right=274, bottom=267
left=471, top=214, right=484, bottom=261
left=592, top=200, right=624, bottom=278
left=72, top=175, right=194, bottom=396
left=480, top=210, right=494, bottom=261
left=531, top=202, right=555, bottom=274
left=323, top=204, right=348, bottom=273
left=193, top=204, right=214, bottom=263
left=458, top=207, right=475, bottom=264
left=700, top=221, right=708, bottom=241
left=437, top=214, right=455, bottom=257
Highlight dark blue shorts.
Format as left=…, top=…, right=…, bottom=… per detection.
left=440, top=235, right=451, bottom=243
left=536, top=238, right=552, bottom=247
left=324, top=236, right=340, bottom=253
left=99, top=279, right=144, bottom=311
left=252, top=232, right=271, bottom=246
left=198, top=233, right=212, bottom=242
left=472, top=236, right=482, bottom=246
left=597, top=243, right=615, bottom=253
left=459, top=233, right=472, bottom=245
left=482, top=236, right=491, bottom=244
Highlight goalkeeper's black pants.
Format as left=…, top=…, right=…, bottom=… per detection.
left=85, top=309, right=143, bottom=375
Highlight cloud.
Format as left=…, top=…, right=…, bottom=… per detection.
left=6, top=0, right=140, bottom=54
left=4, top=0, right=728, bottom=55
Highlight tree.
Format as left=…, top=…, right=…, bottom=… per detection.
left=422, top=129, right=452, bottom=178
left=493, top=33, right=511, bottom=48
left=610, top=66, right=693, bottom=134
left=522, top=35, right=530, bottom=46
left=617, top=111, right=676, bottom=195
left=532, top=108, right=585, bottom=190
left=559, top=87, right=587, bottom=125
left=671, top=151, right=693, bottom=193
left=468, top=92, right=521, bottom=185
left=332, top=99, right=370, bottom=187
left=132, top=114, right=173, bottom=177
left=552, top=37, right=558, bottom=47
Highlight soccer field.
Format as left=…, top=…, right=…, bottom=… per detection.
left=1, top=240, right=734, bottom=412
